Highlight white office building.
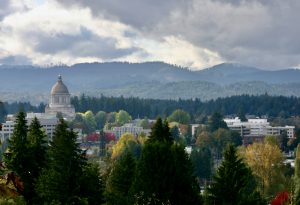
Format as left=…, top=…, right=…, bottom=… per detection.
left=224, top=117, right=295, bottom=144
left=0, top=112, right=58, bottom=142
left=107, top=123, right=151, bottom=139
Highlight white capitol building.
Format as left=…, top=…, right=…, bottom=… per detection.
left=45, top=75, right=75, bottom=119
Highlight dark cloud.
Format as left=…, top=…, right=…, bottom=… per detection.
left=56, top=0, right=186, bottom=29
left=0, top=0, right=11, bottom=20
left=56, top=0, right=300, bottom=69
left=30, top=26, right=139, bottom=59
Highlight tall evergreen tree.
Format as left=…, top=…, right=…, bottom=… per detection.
left=105, top=151, right=136, bottom=205
left=208, top=112, right=228, bottom=132
left=132, top=118, right=201, bottom=204
left=190, top=146, right=212, bottom=183
left=205, top=144, right=264, bottom=205
left=36, top=119, right=87, bottom=204
left=148, top=117, right=172, bottom=143
left=4, top=111, right=29, bottom=192
left=80, top=163, right=104, bottom=205
left=24, top=117, right=47, bottom=202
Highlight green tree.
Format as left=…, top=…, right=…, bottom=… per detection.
left=105, top=151, right=136, bottom=205
left=238, top=108, right=247, bottom=122
left=115, top=110, right=132, bottom=126
left=80, top=163, right=104, bottom=205
left=279, top=130, right=289, bottom=152
left=84, top=110, right=97, bottom=131
left=213, top=129, right=242, bottom=158
left=170, top=126, right=180, bottom=142
left=196, top=128, right=242, bottom=160
left=25, top=117, right=47, bottom=202
left=4, top=111, right=29, bottom=193
left=208, top=112, right=228, bottom=132
left=132, top=118, right=201, bottom=204
left=190, top=147, right=212, bottom=184
left=206, top=144, right=264, bottom=205
left=294, top=144, right=300, bottom=204
left=36, top=119, right=87, bottom=204
left=95, top=111, right=107, bottom=130
left=148, top=117, right=172, bottom=144
left=139, top=117, right=150, bottom=129
left=167, top=109, right=191, bottom=124
left=107, top=112, right=117, bottom=123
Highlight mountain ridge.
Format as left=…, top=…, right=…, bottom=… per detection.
left=1, top=62, right=300, bottom=103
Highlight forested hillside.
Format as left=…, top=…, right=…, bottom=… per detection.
left=2, top=94, right=300, bottom=122
left=1, top=62, right=300, bottom=103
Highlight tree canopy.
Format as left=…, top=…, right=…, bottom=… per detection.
left=168, top=109, right=191, bottom=124
left=206, top=144, right=264, bottom=205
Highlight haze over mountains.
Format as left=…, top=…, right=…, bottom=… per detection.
left=1, top=62, right=300, bottom=103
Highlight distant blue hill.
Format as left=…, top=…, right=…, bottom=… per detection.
left=1, top=61, right=300, bottom=102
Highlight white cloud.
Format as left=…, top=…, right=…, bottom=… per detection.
left=0, top=0, right=223, bottom=69
left=124, top=36, right=224, bottom=70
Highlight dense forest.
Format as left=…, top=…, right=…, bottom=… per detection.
left=1, top=94, right=300, bottom=122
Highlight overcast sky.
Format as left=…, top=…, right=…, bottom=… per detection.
left=0, top=0, right=299, bottom=70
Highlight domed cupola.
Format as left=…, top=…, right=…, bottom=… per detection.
left=51, top=75, right=69, bottom=95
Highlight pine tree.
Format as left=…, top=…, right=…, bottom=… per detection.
left=4, top=111, right=29, bottom=192
left=148, top=117, right=172, bottom=143
left=206, top=144, right=264, bottom=205
left=105, top=151, right=136, bottom=205
left=80, top=163, right=104, bottom=205
left=36, top=119, right=87, bottom=204
left=132, top=118, right=201, bottom=204
left=208, top=112, right=228, bottom=132
left=24, top=117, right=47, bottom=202
left=190, top=146, right=212, bottom=183
left=294, top=144, right=300, bottom=204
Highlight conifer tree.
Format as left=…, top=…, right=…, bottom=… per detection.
left=105, top=151, right=136, bottom=205
left=148, top=117, right=172, bottom=143
left=4, top=113, right=48, bottom=202
left=24, top=117, right=47, bottom=202
left=206, top=144, right=264, bottom=205
left=36, top=119, right=87, bottom=204
left=208, top=112, right=228, bottom=132
left=80, top=163, right=104, bottom=205
left=4, top=111, right=29, bottom=191
left=132, top=118, right=201, bottom=204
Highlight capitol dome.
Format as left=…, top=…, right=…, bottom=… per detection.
left=45, top=75, right=75, bottom=119
left=51, top=75, right=69, bottom=95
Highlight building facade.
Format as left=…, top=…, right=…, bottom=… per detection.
left=0, top=113, right=58, bottom=142
left=224, top=117, right=295, bottom=144
left=106, top=123, right=151, bottom=139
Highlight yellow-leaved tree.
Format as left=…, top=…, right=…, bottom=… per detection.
left=111, top=133, right=141, bottom=159
left=240, top=136, right=287, bottom=200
